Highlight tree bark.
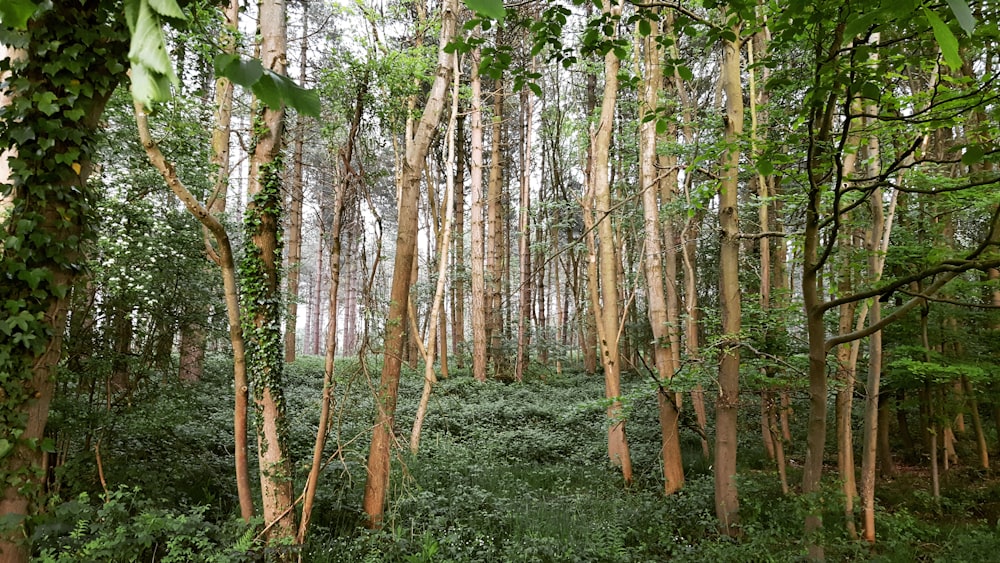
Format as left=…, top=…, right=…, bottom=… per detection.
left=638, top=15, right=684, bottom=495
left=469, top=43, right=488, bottom=383
left=0, top=17, right=124, bottom=558
left=284, top=4, right=310, bottom=363
left=362, top=0, right=457, bottom=526
left=715, top=18, right=744, bottom=536
left=588, top=0, right=633, bottom=484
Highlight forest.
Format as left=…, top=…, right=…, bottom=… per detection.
left=2, top=0, right=1000, bottom=560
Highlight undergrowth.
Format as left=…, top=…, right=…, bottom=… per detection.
left=35, top=355, right=1000, bottom=561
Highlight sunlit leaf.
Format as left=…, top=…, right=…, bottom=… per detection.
left=462, top=0, right=505, bottom=22
left=0, top=0, right=38, bottom=29
left=148, top=0, right=185, bottom=20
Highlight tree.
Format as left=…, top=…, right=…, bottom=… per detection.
left=0, top=4, right=127, bottom=560
left=585, top=0, right=633, bottom=484
left=361, top=0, right=458, bottom=527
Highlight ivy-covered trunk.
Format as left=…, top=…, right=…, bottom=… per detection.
left=242, top=0, right=296, bottom=549
left=0, top=3, right=126, bottom=561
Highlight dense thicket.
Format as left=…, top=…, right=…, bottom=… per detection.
left=3, top=0, right=1000, bottom=560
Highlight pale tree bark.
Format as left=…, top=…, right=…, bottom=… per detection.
left=362, top=0, right=457, bottom=526
left=410, top=52, right=460, bottom=452
left=638, top=15, right=684, bottom=495
left=715, top=17, right=744, bottom=536
left=284, top=3, right=310, bottom=363
left=588, top=0, right=633, bottom=484
left=134, top=104, right=258, bottom=524
left=469, top=43, right=488, bottom=383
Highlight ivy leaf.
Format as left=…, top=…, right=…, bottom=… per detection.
left=923, top=7, right=962, bottom=70
left=945, top=0, right=976, bottom=36
left=462, top=0, right=505, bottom=23
left=0, top=0, right=38, bottom=29
left=0, top=439, right=11, bottom=460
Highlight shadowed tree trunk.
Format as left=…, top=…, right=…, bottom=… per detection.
left=0, top=10, right=126, bottom=559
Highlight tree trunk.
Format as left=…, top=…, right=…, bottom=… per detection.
left=284, top=6, right=310, bottom=363
left=297, top=66, right=366, bottom=545
left=486, top=81, right=505, bottom=373
left=638, top=16, right=684, bottom=495
left=715, top=19, right=744, bottom=536
left=410, top=51, right=460, bottom=454
left=469, top=44, right=488, bottom=383
left=515, top=77, right=534, bottom=382
left=362, top=0, right=457, bottom=526
left=452, top=112, right=466, bottom=368
left=0, top=17, right=124, bottom=559
left=587, top=0, right=632, bottom=484
left=242, top=0, right=297, bottom=547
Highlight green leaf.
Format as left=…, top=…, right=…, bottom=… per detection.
left=0, top=439, right=11, bottom=460
left=961, top=144, right=984, bottom=166
left=677, top=65, right=693, bottom=81
left=215, top=54, right=264, bottom=88
left=129, top=0, right=173, bottom=76
left=270, top=71, right=321, bottom=117
left=148, top=0, right=185, bottom=20
left=757, top=158, right=774, bottom=176
left=945, top=0, right=976, bottom=36
left=0, top=0, right=38, bottom=29
left=462, top=0, right=505, bottom=22
left=638, top=18, right=651, bottom=36
left=923, top=7, right=962, bottom=69
left=251, top=73, right=282, bottom=110
left=528, top=82, right=542, bottom=97
left=131, top=63, right=173, bottom=107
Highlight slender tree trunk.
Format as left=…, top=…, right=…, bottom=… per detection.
left=411, top=54, right=460, bottom=452
left=469, top=43, right=488, bottom=383
left=452, top=113, right=466, bottom=367
left=638, top=16, right=684, bottom=495
left=297, top=70, right=366, bottom=544
left=486, top=81, right=505, bottom=372
left=362, top=0, right=457, bottom=526
left=515, top=76, right=534, bottom=382
left=587, top=0, right=633, bottom=484
left=284, top=5, right=309, bottom=363
left=715, top=18, right=744, bottom=536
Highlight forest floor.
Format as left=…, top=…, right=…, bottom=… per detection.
left=36, top=355, right=1000, bottom=562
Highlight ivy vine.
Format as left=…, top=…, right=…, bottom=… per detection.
left=239, top=156, right=289, bottom=456
left=0, top=0, right=128, bottom=530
